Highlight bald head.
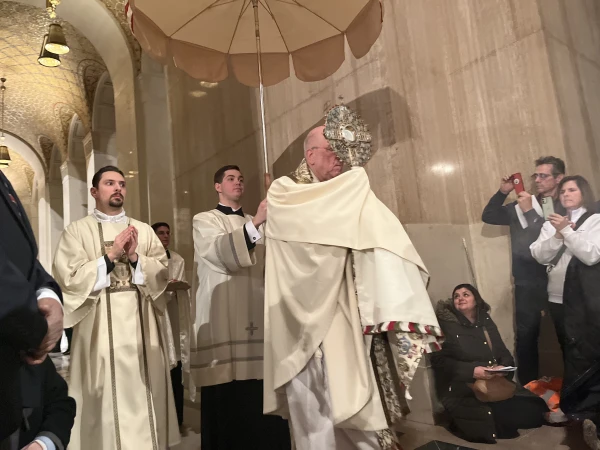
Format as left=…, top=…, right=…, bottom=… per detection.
left=303, top=125, right=326, bottom=156
left=303, top=126, right=343, bottom=182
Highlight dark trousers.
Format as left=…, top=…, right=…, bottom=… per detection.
left=171, top=361, right=184, bottom=427
left=547, top=302, right=567, bottom=358
left=515, top=285, right=549, bottom=385
left=201, top=379, right=291, bottom=450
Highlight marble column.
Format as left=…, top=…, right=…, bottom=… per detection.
left=61, top=160, right=87, bottom=226
left=138, top=54, right=176, bottom=229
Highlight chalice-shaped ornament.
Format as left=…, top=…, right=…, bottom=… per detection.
left=323, top=105, right=372, bottom=167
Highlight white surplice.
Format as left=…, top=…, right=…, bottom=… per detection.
left=188, top=209, right=265, bottom=388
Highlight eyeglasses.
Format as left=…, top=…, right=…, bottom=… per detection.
left=531, top=173, right=553, bottom=180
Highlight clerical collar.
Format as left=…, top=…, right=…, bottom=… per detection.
left=93, top=208, right=128, bottom=223
left=216, top=203, right=244, bottom=217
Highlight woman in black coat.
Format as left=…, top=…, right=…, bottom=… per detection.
left=432, top=284, right=547, bottom=444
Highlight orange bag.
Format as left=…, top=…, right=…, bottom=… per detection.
left=525, top=377, right=567, bottom=423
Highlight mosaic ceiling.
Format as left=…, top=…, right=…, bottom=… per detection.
left=2, top=149, right=35, bottom=198
left=0, top=1, right=107, bottom=168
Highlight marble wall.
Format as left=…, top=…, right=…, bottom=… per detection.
left=152, top=0, right=600, bottom=418
left=540, top=0, right=600, bottom=191
left=260, top=0, right=564, bottom=348
left=165, top=65, right=263, bottom=268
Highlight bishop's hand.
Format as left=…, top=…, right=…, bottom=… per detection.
left=252, top=199, right=268, bottom=228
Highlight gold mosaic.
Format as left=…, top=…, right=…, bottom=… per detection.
left=0, top=1, right=106, bottom=164
left=1, top=149, right=35, bottom=198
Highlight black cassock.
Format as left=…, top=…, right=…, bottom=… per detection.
left=201, top=379, right=291, bottom=449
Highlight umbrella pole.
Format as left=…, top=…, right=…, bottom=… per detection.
left=252, top=0, right=271, bottom=194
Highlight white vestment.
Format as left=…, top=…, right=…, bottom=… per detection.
left=264, top=163, right=442, bottom=449
left=188, top=209, right=265, bottom=388
left=52, top=213, right=180, bottom=450
left=165, top=250, right=190, bottom=362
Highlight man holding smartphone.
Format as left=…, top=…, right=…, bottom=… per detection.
left=482, top=156, right=565, bottom=385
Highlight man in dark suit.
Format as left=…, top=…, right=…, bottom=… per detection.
left=0, top=169, right=64, bottom=446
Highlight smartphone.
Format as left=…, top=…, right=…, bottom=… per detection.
left=542, top=197, right=555, bottom=220
left=509, top=173, right=525, bottom=194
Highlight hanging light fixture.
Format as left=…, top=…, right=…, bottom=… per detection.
left=38, top=35, right=61, bottom=67
left=0, top=78, right=11, bottom=168
left=46, top=0, right=61, bottom=18
left=45, top=23, right=69, bottom=55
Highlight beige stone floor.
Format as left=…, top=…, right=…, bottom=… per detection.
left=396, top=420, right=588, bottom=450
left=171, top=421, right=589, bottom=450
left=51, top=353, right=589, bottom=449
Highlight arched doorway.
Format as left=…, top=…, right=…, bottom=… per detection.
left=63, top=114, right=89, bottom=223
left=86, top=71, right=118, bottom=214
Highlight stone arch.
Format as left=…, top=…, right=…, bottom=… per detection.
left=16, top=0, right=143, bottom=218
left=86, top=71, right=118, bottom=214
left=92, top=71, right=117, bottom=159
left=1, top=132, right=48, bottom=264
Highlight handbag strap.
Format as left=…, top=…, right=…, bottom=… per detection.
left=549, top=245, right=568, bottom=267
left=547, top=211, right=594, bottom=269
left=482, top=327, right=493, bottom=352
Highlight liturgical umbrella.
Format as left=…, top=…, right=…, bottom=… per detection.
left=125, top=0, right=383, bottom=178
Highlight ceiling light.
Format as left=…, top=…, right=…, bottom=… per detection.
left=0, top=144, right=10, bottom=168
left=45, top=23, right=70, bottom=55
left=0, top=78, right=11, bottom=168
left=46, top=0, right=61, bottom=19
left=38, top=35, right=61, bottom=67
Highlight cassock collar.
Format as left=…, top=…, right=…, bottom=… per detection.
left=216, top=203, right=244, bottom=217
left=93, top=208, right=128, bottom=223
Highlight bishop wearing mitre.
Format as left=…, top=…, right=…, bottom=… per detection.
left=52, top=166, right=179, bottom=450
left=264, top=107, right=443, bottom=450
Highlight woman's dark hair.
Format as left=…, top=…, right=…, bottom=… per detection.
left=451, top=284, right=490, bottom=312
left=558, top=175, right=597, bottom=212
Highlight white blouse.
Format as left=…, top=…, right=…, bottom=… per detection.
left=530, top=209, right=600, bottom=304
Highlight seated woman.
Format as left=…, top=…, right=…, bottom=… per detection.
left=531, top=175, right=600, bottom=449
left=432, top=284, right=548, bottom=444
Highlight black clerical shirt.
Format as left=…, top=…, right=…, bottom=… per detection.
left=216, top=204, right=257, bottom=250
